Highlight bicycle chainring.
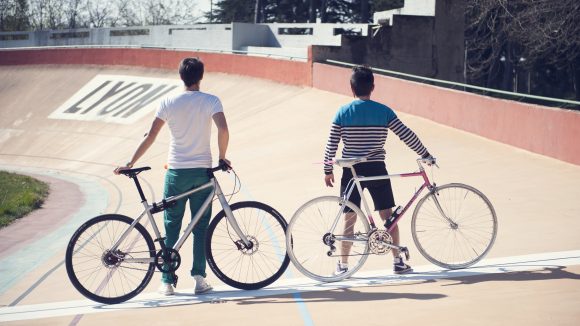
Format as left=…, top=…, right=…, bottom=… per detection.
left=155, top=249, right=181, bottom=272
left=368, top=230, right=393, bottom=255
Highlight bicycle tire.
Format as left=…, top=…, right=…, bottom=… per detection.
left=411, top=183, right=498, bottom=269
left=65, top=214, right=156, bottom=304
left=286, top=196, right=371, bottom=282
left=206, top=201, right=290, bottom=290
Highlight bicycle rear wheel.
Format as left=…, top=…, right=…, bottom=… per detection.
left=206, top=201, right=290, bottom=290
left=286, top=196, right=370, bottom=282
left=412, top=183, right=497, bottom=269
left=65, top=214, right=156, bottom=304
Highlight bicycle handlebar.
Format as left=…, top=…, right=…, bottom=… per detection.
left=331, top=156, right=438, bottom=169
left=120, top=160, right=230, bottom=178
left=417, top=156, right=438, bottom=168
left=209, top=159, right=232, bottom=173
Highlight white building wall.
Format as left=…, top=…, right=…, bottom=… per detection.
left=373, top=0, right=436, bottom=25
left=0, top=23, right=370, bottom=59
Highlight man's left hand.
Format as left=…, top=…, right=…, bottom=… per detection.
left=325, top=174, right=335, bottom=187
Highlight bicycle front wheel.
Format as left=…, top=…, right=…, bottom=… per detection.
left=286, top=196, right=371, bottom=282
left=412, top=183, right=498, bottom=269
left=206, top=201, right=290, bottom=290
left=65, top=214, right=156, bottom=304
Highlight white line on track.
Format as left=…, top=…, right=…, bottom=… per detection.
left=1, top=249, right=579, bottom=322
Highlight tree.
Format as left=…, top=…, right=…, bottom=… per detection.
left=28, top=0, right=69, bottom=30
left=0, top=0, right=30, bottom=31
left=320, top=0, right=354, bottom=23
left=85, top=0, right=112, bottom=27
left=206, top=0, right=254, bottom=23
left=466, top=0, right=580, bottom=100
left=65, top=0, right=83, bottom=28
left=263, top=0, right=310, bottom=23
left=143, top=0, right=198, bottom=25
left=372, top=0, right=404, bottom=12
left=113, top=0, right=143, bottom=27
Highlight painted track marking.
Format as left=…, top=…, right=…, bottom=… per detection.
left=1, top=249, right=579, bottom=322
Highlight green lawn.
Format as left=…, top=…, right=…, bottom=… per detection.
left=0, top=171, right=49, bottom=228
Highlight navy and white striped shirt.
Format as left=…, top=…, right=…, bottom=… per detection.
left=324, top=99, right=429, bottom=174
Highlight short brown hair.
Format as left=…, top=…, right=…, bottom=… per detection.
left=179, top=57, right=204, bottom=87
left=350, top=65, right=374, bottom=96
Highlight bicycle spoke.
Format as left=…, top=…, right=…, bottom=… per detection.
left=286, top=196, right=370, bottom=282
left=206, top=202, right=289, bottom=290
left=66, top=215, right=156, bottom=304
left=412, top=184, right=497, bottom=269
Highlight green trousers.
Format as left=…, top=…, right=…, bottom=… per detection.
left=161, top=168, right=212, bottom=283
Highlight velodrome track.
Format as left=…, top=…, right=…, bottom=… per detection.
left=1, top=64, right=579, bottom=325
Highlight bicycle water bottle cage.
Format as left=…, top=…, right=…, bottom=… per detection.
left=119, top=167, right=151, bottom=178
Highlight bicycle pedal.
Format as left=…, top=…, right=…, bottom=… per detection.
left=172, top=274, right=179, bottom=287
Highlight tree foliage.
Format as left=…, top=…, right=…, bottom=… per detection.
left=207, top=0, right=378, bottom=24
left=206, top=0, right=255, bottom=23
left=0, top=0, right=198, bottom=30
left=466, top=0, right=580, bottom=99
left=0, top=0, right=29, bottom=31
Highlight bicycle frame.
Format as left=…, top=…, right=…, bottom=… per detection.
left=333, top=159, right=450, bottom=234
left=109, top=173, right=251, bottom=262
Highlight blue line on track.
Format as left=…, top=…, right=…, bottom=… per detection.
left=232, top=172, right=315, bottom=326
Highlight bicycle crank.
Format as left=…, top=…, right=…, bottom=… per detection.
left=155, top=248, right=181, bottom=273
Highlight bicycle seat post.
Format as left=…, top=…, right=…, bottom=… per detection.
left=131, top=174, right=147, bottom=202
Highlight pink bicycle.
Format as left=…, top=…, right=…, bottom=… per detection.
left=286, top=157, right=498, bottom=281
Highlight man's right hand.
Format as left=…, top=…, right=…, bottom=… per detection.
left=325, top=174, right=335, bottom=187
left=219, top=158, right=232, bottom=171
left=114, top=161, right=134, bottom=175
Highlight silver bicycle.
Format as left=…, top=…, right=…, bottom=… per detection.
left=286, top=157, right=497, bottom=282
left=66, top=161, right=289, bottom=304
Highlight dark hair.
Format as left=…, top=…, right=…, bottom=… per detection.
left=350, top=65, right=374, bottom=96
left=179, top=57, right=204, bottom=87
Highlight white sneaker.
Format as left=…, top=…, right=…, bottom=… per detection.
left=333, top=261, right=349, bottom=276
left=193, top=275, right=213, bottom=294
left=158, top=282, right=175, bottom=296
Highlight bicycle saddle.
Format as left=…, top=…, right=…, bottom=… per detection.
left=119, top=167, right=151, bottom=177
left=334, top=157, right=367, bottom=168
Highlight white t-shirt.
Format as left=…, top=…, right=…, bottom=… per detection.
left=155, top=91, right=223, bottom=169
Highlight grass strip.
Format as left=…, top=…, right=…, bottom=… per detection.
left=0, top=171, right=49, bottom=228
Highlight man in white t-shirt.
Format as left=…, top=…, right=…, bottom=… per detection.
left=114, top=57, right=230, bottom=296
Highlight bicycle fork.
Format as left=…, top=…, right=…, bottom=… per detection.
left=214, top=181, right=253, bottom=249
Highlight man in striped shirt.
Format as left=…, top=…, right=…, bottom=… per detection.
left=324, top=65, right=435, bottom=275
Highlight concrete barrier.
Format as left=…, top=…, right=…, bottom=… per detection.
left=0, top=47, right=312, bottom=87
left=313, top=63, right=580, bottom=166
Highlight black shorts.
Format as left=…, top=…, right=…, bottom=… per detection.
left=340, top=161, right=395, bottom=212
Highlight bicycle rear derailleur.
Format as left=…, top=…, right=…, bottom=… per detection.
left=323, top=233, right=336, bottom=256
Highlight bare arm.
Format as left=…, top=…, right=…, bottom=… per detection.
left=114, top=118, right=165, bottom=174
left=212, top=112, right=230, bottom=163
